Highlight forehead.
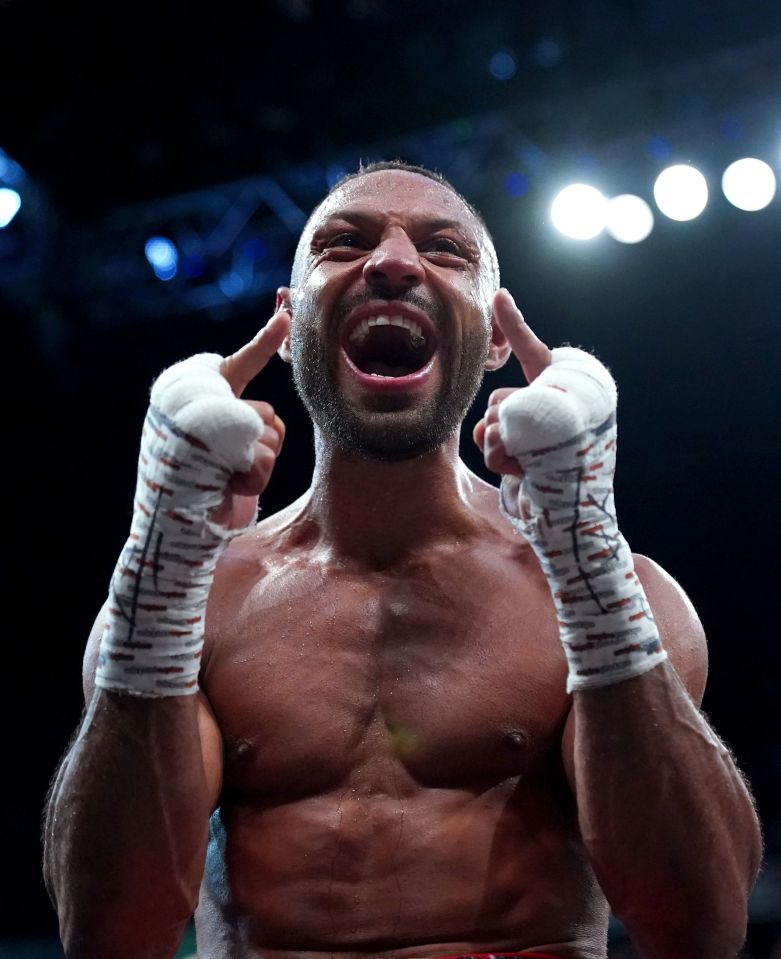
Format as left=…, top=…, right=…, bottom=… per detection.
left=311, top=170, right=484, bottom=235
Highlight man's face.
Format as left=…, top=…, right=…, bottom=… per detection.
left=288, top=170, right=499, bottom=461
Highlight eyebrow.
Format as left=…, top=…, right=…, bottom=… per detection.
left=316, top=209, right=478, bottom=240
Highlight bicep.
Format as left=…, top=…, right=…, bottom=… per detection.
left=561, top=554, right=709, bottom=793
left=81, top=603, right=224, bottom=811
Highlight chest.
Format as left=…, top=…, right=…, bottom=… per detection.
left=202, top=546, right=570, bottom=797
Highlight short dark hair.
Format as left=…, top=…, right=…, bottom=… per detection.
left=291, top=158, right=499, bottom=288
left=328, top=159, right=490, bottom=233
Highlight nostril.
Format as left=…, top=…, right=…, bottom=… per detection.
left=366, top=267, right=421, bottom=287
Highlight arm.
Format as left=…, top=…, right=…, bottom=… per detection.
left=43, top=308, right=290, bottom=959
left=562, top=558, right=762, bottom=959
left=43, top=621, right=223, bottom=959
left=475, top=290, right=762, bottom=959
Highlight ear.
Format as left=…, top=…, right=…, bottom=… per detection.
left=484, top=305, right=512, bottom=371
left=276, top=286, right=294, bottom=364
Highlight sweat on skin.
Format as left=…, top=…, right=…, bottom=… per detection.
left=43, top=167, right=761, bottom=959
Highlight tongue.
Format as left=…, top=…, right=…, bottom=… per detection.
left=363, top=361, right=413, bottom=377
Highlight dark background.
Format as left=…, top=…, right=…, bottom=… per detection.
left=1, top=0, right=779, bottom=955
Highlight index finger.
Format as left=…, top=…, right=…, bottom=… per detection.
left=221, top=308, right=291, bottom=396
left=493, top=288, right=552, bottom=384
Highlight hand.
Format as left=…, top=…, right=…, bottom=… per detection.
left=472, top=289, right=552, bottom=478
left=210, top=307, right=290, bottom=529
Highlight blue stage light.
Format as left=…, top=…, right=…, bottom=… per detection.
left=0, top=148, right=24, bottom=187
left=218, top=271, right=245, bottom=299
left=182, top=254, right=206, bottom=279
left=144, top=236, right=178, bottom=281
left=533, top=38, right=563, bottom=68
left=0, top=188, right=22, bottom=228
left=489, top=51, right=516, bottom=81
left=242, top=237, right=268, bottom=262
left=504, top=172, right=528, bottom=197
left=326, top=164, right=348, bottom=188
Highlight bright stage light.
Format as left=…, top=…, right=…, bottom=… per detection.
left=145, top=236, right=178, bottom=281
left=551, top=184, right=608, bottom=240
left=653, top=165, right=708, bottom=221
left=606, top=194, right=654, bottom=244
left=721, top=158, right=776, bottom=211
left=0, top=187, right=21, bottom=228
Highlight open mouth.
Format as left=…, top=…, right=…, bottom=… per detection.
left=342, top=314, right=437, bottom=378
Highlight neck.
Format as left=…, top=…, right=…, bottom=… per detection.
left=300, top=428, right=483, bottom=568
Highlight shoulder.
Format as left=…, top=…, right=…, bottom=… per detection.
left=210, top=492, right=312, bottom=584
left=632, top=553, right=708, bottom=705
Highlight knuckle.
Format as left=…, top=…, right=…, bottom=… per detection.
left=255, top=441, right=276, bottom=465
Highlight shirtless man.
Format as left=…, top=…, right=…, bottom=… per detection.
left=43, top=161, right=762, bottom=959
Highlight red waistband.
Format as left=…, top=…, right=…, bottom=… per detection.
left=437, top=953, right=559, bottom=958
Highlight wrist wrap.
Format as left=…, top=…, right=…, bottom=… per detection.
left=498, top=347, right=667, bottom=692
left=95, top=354, right=262, bottom=697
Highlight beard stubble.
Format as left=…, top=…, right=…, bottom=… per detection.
left=290, top=293, right=490, bottom=462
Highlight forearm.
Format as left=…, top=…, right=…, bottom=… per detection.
left=573, top=661, right=762, bottom=959
left=42, top=346, right=280, bottom=956
left=44, top=691, right=210, bottom=959
left=492, top=345, right=762, bottom=957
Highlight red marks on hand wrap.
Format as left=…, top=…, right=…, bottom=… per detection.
left=165, top=510, right=194, bottom=525
left=607, top=597, right=632, bottom=610
left=586, top=548, right=613, bottom=561
left=144, top=477, right=174, bottom=496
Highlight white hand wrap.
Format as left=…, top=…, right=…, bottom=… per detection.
left=498, top=347, right=667, bottom=692
left=96, top=354, right=263, bottom=697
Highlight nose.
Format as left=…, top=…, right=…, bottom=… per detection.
left=362, top=229, right=424, bottom=292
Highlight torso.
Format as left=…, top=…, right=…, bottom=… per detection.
left=195, top=485, right=609, bottom=959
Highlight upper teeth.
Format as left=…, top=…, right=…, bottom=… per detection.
left=348, top=314, right=426, bottom=347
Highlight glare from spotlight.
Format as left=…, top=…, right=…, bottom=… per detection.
left=0, top=188, right=21, bottom=228
left=144, top=236, right=178, bottom=281
left=551, top=184, right=608, bottom=240
left=606, top=195, right=654, bottom=244
left=653, top=165, right=708, bottom=221
left=721, top=158, right=776, bottom=212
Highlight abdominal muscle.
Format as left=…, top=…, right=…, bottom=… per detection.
left=195, top=775, right=607, bottom=959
